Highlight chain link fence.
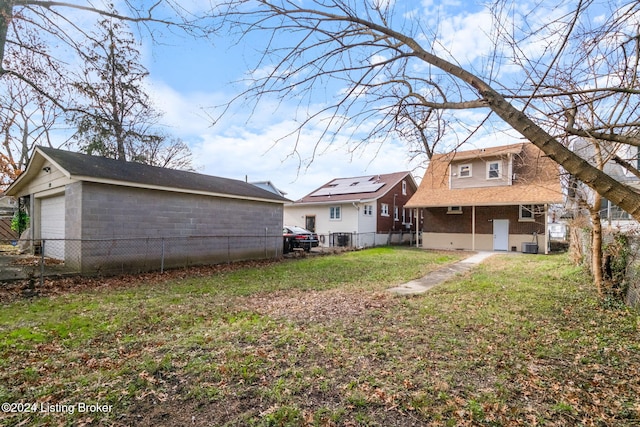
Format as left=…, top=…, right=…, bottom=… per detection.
left=1, top=231, right=421, bottom=284
left=1, top=234, right=282, bottom=283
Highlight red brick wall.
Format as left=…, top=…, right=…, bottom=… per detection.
left=377, top=179, right=417, bottom=233
left=423, top=205, right=545, bottom=235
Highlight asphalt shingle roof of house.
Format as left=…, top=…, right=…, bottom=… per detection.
left=293, top=171, right=413, bottom=204
left=406, top=143, right=563, bottom=208
left=15, top=147, right=290, bottom=203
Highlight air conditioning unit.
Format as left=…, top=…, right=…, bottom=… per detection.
left=522, top=242, right=538, bottom=254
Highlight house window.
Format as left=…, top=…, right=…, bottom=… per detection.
left=458, top=164, right=472, bottom=178
left=330, top=206, right=341, bottom=220
left=519, top=205, right=535, bottom=221
left=599, top=199, right=631, bottom=221
left=487, top=161, right=501, bottom=179
left=402, top=208, right=413, bottom=224
left=394, top=206, right=399, bottom=221
left=381, top=203, right=389, bottom=216
left=402, top=180, right=407, bottom=195
left=363, top=205, right=373, bottom=216
left=447, top=206, right=463, bottom=214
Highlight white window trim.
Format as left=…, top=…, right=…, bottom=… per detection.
left=381, top=203, right=389, bottom=217
left=402, top=180, right=407, bottom=195
left=487, top=161, right=501, bottom=180
left=458, top=164, right=472, bottom=178
left=330, top=206, right=342, bottom=220
left=363, top=205, right=373, bottom=216
left=447, top=206, right=463, bottom=214
left=402, top=208, right=413, bottom=225
left=519, top=204, right=535, bottom=222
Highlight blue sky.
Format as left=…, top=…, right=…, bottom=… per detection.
left=116, top=0, right=538, bottom=200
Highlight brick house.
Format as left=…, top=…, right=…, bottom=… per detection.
left=5, top=147, right=289, bottom=273
left=406, top=143, right=563, bottom=253
left=283, top=172, right=418, bottom=247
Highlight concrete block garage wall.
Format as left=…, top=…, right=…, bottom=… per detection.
left=77, top=182, right=283, bottom=273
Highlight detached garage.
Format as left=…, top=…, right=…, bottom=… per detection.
left=6, top=147, right=289, bottom=274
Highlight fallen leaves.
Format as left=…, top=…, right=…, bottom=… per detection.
left=1, top=251, right=639, bottom=426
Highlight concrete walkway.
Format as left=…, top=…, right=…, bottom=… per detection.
left=388, top=251, right=496, bottom=295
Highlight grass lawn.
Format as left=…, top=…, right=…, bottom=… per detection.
left=0, top=247, right=638, bottom=426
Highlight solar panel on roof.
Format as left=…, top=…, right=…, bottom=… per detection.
left=310, top=179, right=385, bottom=196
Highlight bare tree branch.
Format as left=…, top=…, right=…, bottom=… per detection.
left=211, top=0, right=640, bottom=220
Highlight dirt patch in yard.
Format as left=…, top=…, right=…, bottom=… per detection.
left=243, top=288, right=393, bottom=323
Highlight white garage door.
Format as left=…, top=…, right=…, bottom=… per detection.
left=41, top=195, right=65, bottom=260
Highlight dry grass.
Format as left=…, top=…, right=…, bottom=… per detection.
left=1, top=248, right=639, bottom=426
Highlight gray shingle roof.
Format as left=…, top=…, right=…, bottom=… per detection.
left=37, top=146, right=290, bottom=203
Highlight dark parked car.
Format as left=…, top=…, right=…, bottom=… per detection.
left=283, top=226, right=319, bottom=253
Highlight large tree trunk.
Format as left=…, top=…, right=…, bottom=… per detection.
left=477, top=89, right=640, bottom=221
left=0, top=1, right=13, bottom=77
left=370, top=23, right=640, bottom=221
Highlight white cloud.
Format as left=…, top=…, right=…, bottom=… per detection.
left=138, top=0, right=552, bottom=201
left=145, top=80, right=424, bottom=200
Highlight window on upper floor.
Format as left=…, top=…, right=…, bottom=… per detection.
left=487, top=161, right=501, bottom=179
left=402, top=180, right=407, bottom=195
left=381, top=203, right=389, bottom=216
left=458, top=164, right=472, bottom=178
left=363, top=205, right=373, bottom=216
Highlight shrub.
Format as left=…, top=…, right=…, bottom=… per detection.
left=11, top=210, right=29, bottom=234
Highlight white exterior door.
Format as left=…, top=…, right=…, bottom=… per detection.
left=40, top=195, right=65, bottom=260
left=493, top=219, right=509, bottom=251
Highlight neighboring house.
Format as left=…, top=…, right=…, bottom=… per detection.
left=5, top=147, right=289, bottom=273
left=0, top=193, right=17, bottom=214
left=568, top=141, right=640, bottom=230
left=250, top=180, right=287, bottom=198
left=283, top=172, right=418, bottom=247
left=406, top=143, right=563, bottom=253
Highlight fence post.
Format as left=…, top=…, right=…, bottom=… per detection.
left=161, top=237, right=165, bottom=274
left=40, top=239, right=45, bottom=287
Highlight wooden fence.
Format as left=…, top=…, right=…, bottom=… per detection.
left=0, top=217, right=17, bottom=240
